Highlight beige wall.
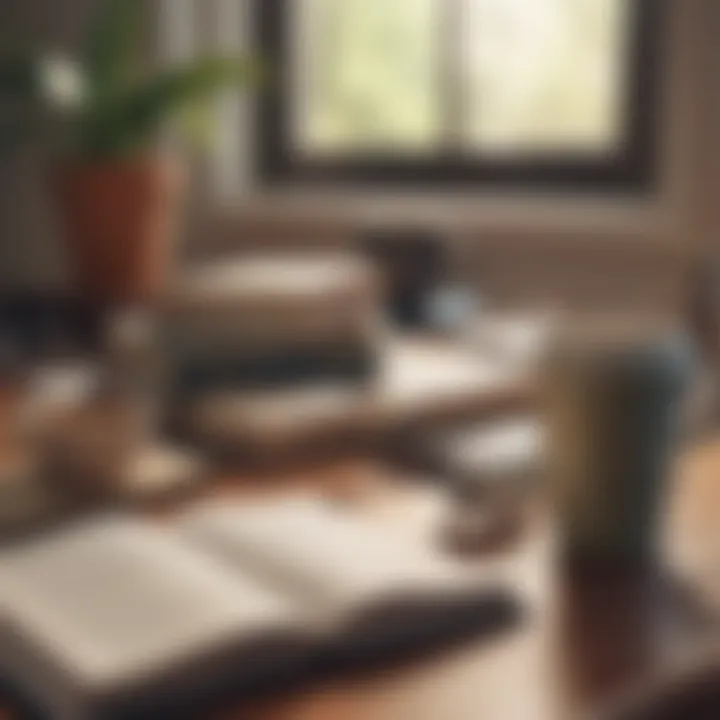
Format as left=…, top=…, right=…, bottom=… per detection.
left=0, top=0, right=97, bottom=291
left=1, top=0, right=719, bottom=311
left=200, top=0, right=718, bottom=312
left=0, top=0, right=162, bottom=292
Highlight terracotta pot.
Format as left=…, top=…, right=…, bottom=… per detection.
left=54, top=157, right=186, bottom=305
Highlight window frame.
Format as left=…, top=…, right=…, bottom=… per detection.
left=254, top=0, right=665, bottom=191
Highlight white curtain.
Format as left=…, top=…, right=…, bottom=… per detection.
left=158, top=0, right=255, bottom=199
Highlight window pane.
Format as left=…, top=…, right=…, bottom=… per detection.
left=462, top=0, right=633, bottom=155
left=292, top=0, right=443, bottom=156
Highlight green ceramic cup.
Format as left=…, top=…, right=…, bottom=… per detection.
left=544, top=318, right=692, bottom=564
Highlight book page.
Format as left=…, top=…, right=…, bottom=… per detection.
left=178, top=499, right=512, bottom=630
left=0, top=516, right=305, bottom=717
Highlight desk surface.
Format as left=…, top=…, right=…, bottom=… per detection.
left=172, top=443, right=716, bottom=720
left=0, top=430, right=718, bottom=720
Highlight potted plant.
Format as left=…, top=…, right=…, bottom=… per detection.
left=0, top=0, right=258, bottom=305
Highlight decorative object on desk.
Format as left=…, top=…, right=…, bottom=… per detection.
left=361, top=228, right=447, bottom=328
left=0, top=455, right=55, bottom=537
left=6, top=363, right=107, bottom=527
left=20, top=360, right=103, bottom=437
left=425, top=285, right=480, bottom=336
left=0, top=0, right=260, bottom=304
left=21, top=359, right=141, bottom=495
left=418, top=418, right=544, bottom=500
left=33, top=394, right=205, bottom=506
left=22, top=347, right=203, bottom=505
left=55, top=157, right=187, bottom=303
left=471, top=311, right=558, bottom=372
left=683, top=255, right=720, bottom=437
left=543, top=316, right=693, bottom=566
left=414, top=419, right=543, bottom=555
left=104, top=306, right=163, bottom=437
left=114, top=443, right=205, bottom=506
left=33, top=393, right=143, bottom=499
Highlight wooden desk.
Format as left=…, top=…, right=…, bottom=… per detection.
left=0, top=445, right=717, bottom=720
left=199, top=448, right=717, bottom=720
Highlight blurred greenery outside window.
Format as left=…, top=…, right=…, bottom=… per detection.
left=292, top=0, right=634, bottom=158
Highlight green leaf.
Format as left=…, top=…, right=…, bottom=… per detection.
left=177, top=102, right=217, bottom=151
left=83, top=0, right=145, bottom=104
left=82, top=55, right=262, bottom=155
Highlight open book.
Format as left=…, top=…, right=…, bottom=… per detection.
left=176, top=499, right=520, bottom=658
left=0, top=502, right=520, bottom=719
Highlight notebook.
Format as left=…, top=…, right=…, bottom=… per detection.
left=0, top=503, right=520, bottom=719
left=0, top=516, right=306, bottom=720
left=176, top=498, right=521, bottom=658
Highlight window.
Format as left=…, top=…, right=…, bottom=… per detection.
left=256, top=0, right=663, bottom=189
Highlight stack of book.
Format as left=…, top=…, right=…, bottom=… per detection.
left=163, top=254, right=382, bottom=396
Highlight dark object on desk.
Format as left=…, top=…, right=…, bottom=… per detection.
left=684, top=256, right=720, bottom=437
left=0, top=294, right=102, bottom=364
left=604, top=652, right=720, bottom=720
left=688, top=256, right=720, bottom=363
left=169, top=345, right=376, bottom=399
left=361, top=229, right=446, bottom=328
left=441, top=502, right=528, bottom=556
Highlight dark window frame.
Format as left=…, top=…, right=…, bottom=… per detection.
left=254, top=0, right=665, bottom=192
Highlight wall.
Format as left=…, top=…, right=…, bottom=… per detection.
left=0, top=0, right=98, bottom=291
left=197, top=0, right=719, bottom=312
left=1, top=1, right=719, bottom=312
